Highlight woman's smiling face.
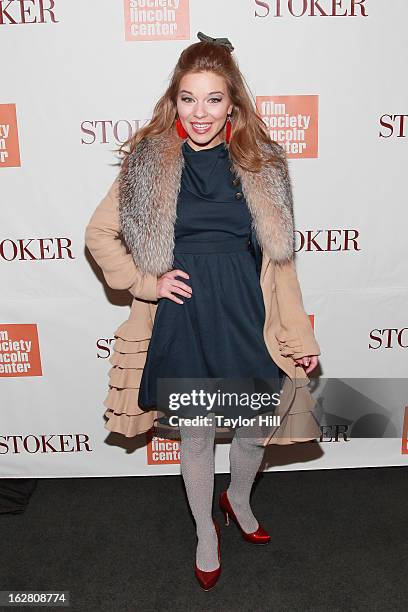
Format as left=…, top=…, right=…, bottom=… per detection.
left=176, top=71, right=233, bottom=150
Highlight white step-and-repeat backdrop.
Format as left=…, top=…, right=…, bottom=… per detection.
left=1, top=0, right=407, bottom=477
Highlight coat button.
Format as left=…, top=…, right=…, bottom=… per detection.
left=235, top=192, right=243, bottom=200
left=232, top=177, right=240, bottom=186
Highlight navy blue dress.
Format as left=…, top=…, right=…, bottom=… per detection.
left=138, top=140, right=283, bottom=424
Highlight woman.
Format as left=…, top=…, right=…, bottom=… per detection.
left=85, top=31, right=321, bottom=591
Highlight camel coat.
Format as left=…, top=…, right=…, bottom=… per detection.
left=85, top=129, right=321, bottom=446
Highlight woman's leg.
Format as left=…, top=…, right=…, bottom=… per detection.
left=179, top=412, right=218, bottom=571
left=227, top=413, right=274, bottom=533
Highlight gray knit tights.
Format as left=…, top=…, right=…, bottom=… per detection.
left=179, top=413, right=270, bottom=572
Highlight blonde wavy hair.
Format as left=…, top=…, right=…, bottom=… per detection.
left=115, top=39, right=286, bottom=175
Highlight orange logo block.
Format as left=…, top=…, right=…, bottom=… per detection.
left=0, top=324, right=42, bottom=377
left=402, top=406, right=408, bottom=454
left=146, top=428, right=181, bottom=464
left=0, top=104, right=21, bottom=167
left=123, top=0, right=190, bottom=41
left=256, top=95, right=319, bottom=158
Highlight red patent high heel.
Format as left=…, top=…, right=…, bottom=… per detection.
left=219, top=490, right=271, bottom=545
left=194, top=518, right=221, bottom=591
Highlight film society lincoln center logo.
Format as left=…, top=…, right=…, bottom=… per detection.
left=123, top=0, right=190, bottom=41
left=0, top=324, right=42, bottom=377
left=402, top=407, right=408, bottom=456
left=146, top=428, right=180, bottom=465
left=256, top=95, right=318, bottom=158
left=0, top=104, right=21, bottom=167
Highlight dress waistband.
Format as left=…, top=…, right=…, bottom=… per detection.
left=173, top=237, right=251, bottom=254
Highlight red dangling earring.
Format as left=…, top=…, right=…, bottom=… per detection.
left=176, top=117, right=188, bottom=139
left=225, top=113, right=232, bottom=144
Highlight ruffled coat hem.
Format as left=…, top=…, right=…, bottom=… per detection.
left=103, top=319, right=321, bottom=446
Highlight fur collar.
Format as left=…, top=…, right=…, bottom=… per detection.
left=118, top=128, right=295, bottom=276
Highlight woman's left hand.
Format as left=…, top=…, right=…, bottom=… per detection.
left=293, top=355, right=319, bottom=374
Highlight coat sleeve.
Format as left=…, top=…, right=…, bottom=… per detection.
left=84, top=178, right=158, bottom=302
left=268, top=143, right=321, bottom=360
left=274, top=259, right=321, bottom=360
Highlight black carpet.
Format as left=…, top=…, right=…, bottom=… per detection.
left=0, top=466, right=407, bottom=611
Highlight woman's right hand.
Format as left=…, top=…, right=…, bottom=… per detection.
left=156, top=269, right=192, bottom=304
